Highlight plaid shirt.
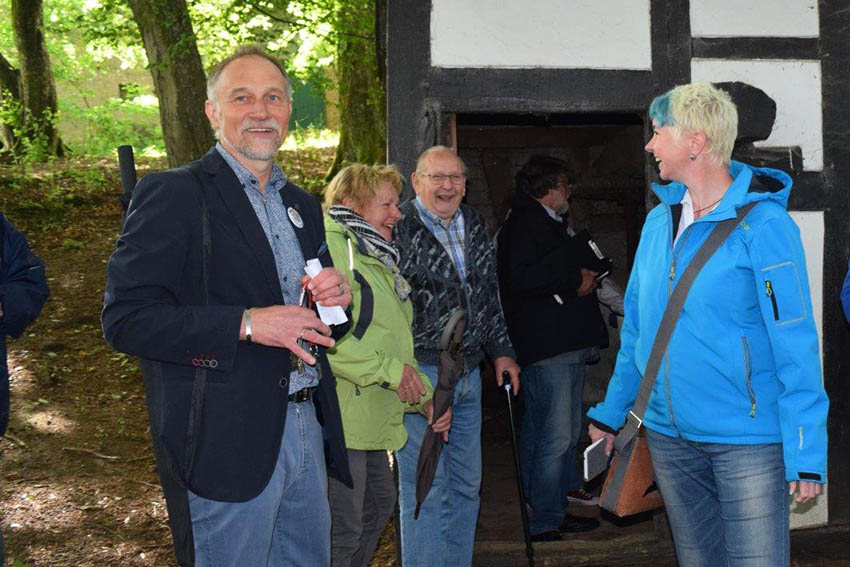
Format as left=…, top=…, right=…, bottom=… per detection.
left=412, top=196, right=466, bottom=280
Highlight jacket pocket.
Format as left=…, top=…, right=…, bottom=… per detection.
left=761, top=262, right=806, bottom=325
left=740, top=336, right=756, bottom=418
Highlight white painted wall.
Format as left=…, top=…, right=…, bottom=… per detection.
left=691, top=0, right=819, bottom=38
left=788, top=210, right=828, bottom=529
left=692, top=59, right=823, bottom=171
left=430, top=0, right=651, bottom=69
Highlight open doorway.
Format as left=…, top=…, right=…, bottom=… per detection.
left=454, top=112, right=670, bottom=556
left=454, top=111, right=647, bottom=405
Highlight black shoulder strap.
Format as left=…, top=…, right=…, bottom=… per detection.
left=613, top=201, right=758, bottom=456
left=352, top=270, right=373, bottom=340
left=182, top=166, right=211, bottom=484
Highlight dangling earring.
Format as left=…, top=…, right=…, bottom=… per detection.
left=689, top=154, right=697, bottom=161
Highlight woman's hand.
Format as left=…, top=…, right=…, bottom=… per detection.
left=425, top=399, right=452, bottom=442
left=588, top=423, right=615, bottom=454
left=789, top=481, right=823, bottom=504
left=396, top=364, right=427, bottom=404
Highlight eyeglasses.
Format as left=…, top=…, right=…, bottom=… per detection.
left=416, top=172, right=466, bottom=185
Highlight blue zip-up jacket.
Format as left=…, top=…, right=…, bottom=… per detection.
left=1, top=212, right=49, bottom=435
left=588, top=161, right=828, bottom=483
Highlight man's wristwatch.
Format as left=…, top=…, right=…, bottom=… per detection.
left=245, top=308, right=253, bottom=343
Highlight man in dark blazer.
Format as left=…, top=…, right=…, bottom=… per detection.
left=102, top=45, right=352, bottom=567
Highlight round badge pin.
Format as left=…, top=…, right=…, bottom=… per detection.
left=287, top=207, right=304, bottom=229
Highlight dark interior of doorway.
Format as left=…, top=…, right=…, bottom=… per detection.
left=454, top=111, right=647, bottom=273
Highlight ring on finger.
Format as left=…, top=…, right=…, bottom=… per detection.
left=338, top=283, right=344, bottom=295
left=299, top=328, right=306, bottom=340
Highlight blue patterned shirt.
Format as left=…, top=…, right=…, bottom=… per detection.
left=216, top=143, right=318, bottom=393
left=413, top=196, right=466, bottom=280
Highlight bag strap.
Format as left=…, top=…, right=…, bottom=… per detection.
left=182, top=166, right=211, bottom=484
left=613, top=201, right=758, bottom=456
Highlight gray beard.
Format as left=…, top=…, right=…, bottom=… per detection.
left=557, top=201, right=570, bottom=216
left=218, top=129, right=282, bottom=162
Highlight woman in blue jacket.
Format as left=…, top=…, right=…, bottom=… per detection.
left=588, top=83, right=828, bottom=566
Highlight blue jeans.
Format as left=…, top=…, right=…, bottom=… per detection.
left=646, top=429, right=789, bottom=567
left=188, top=400, right=330, bottom=567
left=520, top=347, right=595, bottom=533
left=398, top=365, right=482, bottom=567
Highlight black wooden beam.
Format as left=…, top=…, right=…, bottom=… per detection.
left=693, top=37, right=820, bottom=60
left=819, top=0, right=850, bottom=524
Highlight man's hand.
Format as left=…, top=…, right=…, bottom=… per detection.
left=494, top=356, right=520, bottom=396
left=577, top=268, right=599, bottom=296
left=789, top=481, right=823, bottom=504
left=307, top=268, right=352, bottom=309
left=588, top=423, right=615, bottom=454
left=396, top=364, right=428, bottom=404
left=240, top=305, right=333, bottom=365
left=424, top=400, right=452, bottom=442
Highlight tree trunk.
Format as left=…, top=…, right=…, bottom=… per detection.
left=0, top=52, right=22, bottom=154
left=327, top=0, right=387, bottom=179
left=11, top=0, right=62, bottom=159
left=126, top=0, right=215, bottom=167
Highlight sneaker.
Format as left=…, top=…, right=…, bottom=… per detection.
left=559, top=513, right=600, bottom=533
left=566, top=489, right=599, bottom=506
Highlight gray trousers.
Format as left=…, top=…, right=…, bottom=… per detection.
left=329, top=449, right=397, bottom=567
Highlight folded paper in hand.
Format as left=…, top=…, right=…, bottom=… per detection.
left=305, top=259, right=349, bottom=325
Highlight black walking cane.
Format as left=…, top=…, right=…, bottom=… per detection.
left=502, top=370, right=534, bottom=567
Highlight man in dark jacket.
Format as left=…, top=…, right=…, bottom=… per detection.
left=496, top=155, right=606, bottom=540
left=1, top=211, right=49, bottom=563
left=102, top=45, right=352, bottom=567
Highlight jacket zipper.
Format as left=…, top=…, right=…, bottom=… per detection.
left=765, top=280, right=779, bottom=320
left=664, top=221, right=693, bottom=433
left=741, top=336, right=756, bottom=417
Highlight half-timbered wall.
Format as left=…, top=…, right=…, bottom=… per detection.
left=388, top=0, right=850, bottom=525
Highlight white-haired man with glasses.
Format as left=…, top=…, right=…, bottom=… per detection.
left=393, top=146, right=521, bottom=567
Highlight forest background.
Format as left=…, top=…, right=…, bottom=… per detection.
left=0, top=1, right=393, bottom=565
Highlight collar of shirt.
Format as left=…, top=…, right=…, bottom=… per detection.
left=674, top=190, right=696, bottom=246
left=539, top=201, right=563, bottom=223
left=413, top=195, right=464, bottom=229
left=216, top=142, right=287, bottom=194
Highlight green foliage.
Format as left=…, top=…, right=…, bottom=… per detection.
left=0, top=90, right=60, bottom=163
left=59, top=95, right=164, bottom=157
left=0, top=0, right=382, bottom=159
left=61, top=237, right=85, bottom=249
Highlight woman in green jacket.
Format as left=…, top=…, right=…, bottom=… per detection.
left=324, top=163, right=451, bottom=567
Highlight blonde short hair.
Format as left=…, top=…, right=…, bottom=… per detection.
left=323, top=163, right=403, bottom=211
left=649, top=82, right=738, bottom=165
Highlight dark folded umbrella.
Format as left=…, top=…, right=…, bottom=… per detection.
left=414, top=308, right=467, bottom=519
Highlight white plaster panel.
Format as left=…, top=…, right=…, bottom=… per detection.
left=430, top=0, right=651, bottom=69
left=691, top=59, right=823, bottom=171
left=787, top=210, right=827, bottom=529
left=691, top=0, right=819, bottom=38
